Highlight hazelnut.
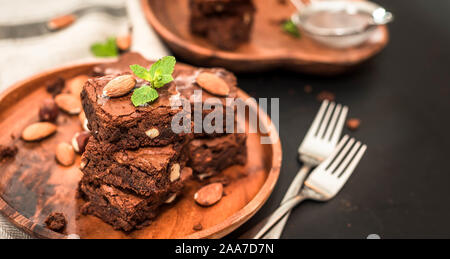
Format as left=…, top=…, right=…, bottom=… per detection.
left=39, top=98, right=59, bottom=122
left=145, top=128, right=160, bottom=139
left=170, top=163, right=181, bottom=182
left=72, top=131, right=91, bottom=154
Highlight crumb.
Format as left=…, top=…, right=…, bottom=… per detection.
left=0, top=145, right=18, bottom=161
left=45, top=212, right=67, bottom=233
left=317, top=90, right=335, bottom=102
left=193, top=223, right=203, bottom=231
left=304, top=85, right=313, bottom=94
left=46, top=77, right=65, bottom=97
left=10, top=134, right=15, bottom=140
left=346, top=118, right=361, bottom=131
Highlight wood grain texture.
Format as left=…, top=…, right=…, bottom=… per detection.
left=141, top=0, right=389, bottom=75
left=0, top=62, right=282, bottom=239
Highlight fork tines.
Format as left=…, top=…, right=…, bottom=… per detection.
left=305, top=135, right=367, bottom=197
left=306, top=100, right=348, bottom=144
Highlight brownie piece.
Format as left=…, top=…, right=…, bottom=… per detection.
left=187, top=133, right=247, bottom=178
left=0, top=144, right=18, bottom=162
left=45, top=212, right=67, bottom=233
left=79, top=179, right=183, bottom=231
left=190, top=0, right=256, bottom=50
left=82, top=53, right=240, bottom=148
left=81, top=138, right=186, bottom=197
left=190, top=0, right=255, bottom=16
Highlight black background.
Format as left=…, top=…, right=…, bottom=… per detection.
left=222, top=0, right=450, bottom=239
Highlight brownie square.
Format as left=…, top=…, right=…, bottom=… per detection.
left=83, top=54, right=241, bottom=145
left=190, top=0, right=256, bottom=50
left=187, top=133, right=247, bottom=178
left=81, top=138, right=186, bottom=197
left=79, top=179, right=183, bottom=231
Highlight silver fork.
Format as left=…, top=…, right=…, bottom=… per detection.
left=241, top=135, right=367, bottom=239
left=262, top=100, right=348, bottom=239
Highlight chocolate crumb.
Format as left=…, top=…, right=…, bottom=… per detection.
left=346, top=118, right=361, bottom=131
left=193, top=223, right=203, bottom=231
left=317, top=91, right=335, bottom=102
left=304, top=85, right=313, bottom=94
left=0, top=145, right=18, bottom=162
left=45, top=212, right=67, bottom=233
left=46, top=77, right=65, bottom=97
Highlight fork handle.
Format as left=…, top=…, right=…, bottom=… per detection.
left=240, top=195, right=307, bottom=239
left=262, top=164, right=312, bottom=239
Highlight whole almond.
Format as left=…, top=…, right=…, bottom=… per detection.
left=116, top=35, right=132, bottom=51
left=196, top=72, right=230, bottom=97
left=103, top=75, right=136, bottom=97
left=67, top=75, right=89, bottom=98
left=165, top=194, right=177, bottom=204
left=170, top=163, right=181, bottom=182
left=194, top=183, right=224, bottom=207
left=48, top=14, right=76, bottom=30
left=56, top=142, right=75, bottom=166
left=22, top=122, right=57, bottom=141
left=55, top=94, right=82, bottom=115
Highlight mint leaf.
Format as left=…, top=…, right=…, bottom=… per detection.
left=91, top=37, right=118, bottom=57
left=131, top=85, right=159, bottom=107
left=149, top=56, right=176, bottom=88
left=282, top=20, right=301, bottom=38
left=130, top=64, right=152, bottom=82
left=129, top=56, right=176, bottom=106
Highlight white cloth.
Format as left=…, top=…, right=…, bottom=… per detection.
left=0, top=0, right=169, bottom=239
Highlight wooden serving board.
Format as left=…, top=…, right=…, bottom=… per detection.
left=0, top=62, right=282, bottom=239
left=141, top=0, right=389, bottom=75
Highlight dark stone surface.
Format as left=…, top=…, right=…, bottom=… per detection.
left=225, top=0, right=450, bottom=238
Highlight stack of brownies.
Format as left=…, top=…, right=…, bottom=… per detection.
left=189, top=0, right=256, bottom=50
left=78, top=53, right=247, bottom=231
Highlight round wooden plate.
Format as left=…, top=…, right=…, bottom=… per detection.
left=0, top=62, right=282, bottom=239
left=141, top=0, right=389, bottom=75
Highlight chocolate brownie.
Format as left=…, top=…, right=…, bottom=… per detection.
left=79, top=179, right=183, bottom=231
left=45, top=212, right=67, bottom=233
left=81, top=138, right=187, bottom=197
left=187, top=133, right=247, bottom=178
left=190, top=0, right=255, bottom=16
left=82, top=53, right=240, bottom=148
left=190, top=0, right=256, bottom=50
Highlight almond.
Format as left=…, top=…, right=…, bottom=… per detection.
left=67, top=75, right=89, bottom=98
left=22, top=122, right=57, bottom=142
left=170, top=163, right=181, bottom=182
left=196, top=72, right=230, bottom=97
left=116, top=35, right=132, bottom=51
left=194, top=183, right=224, bottom=207
left=48, top=14, right=76, bottom=30
left=55, top=142, right=75, bottom=166
left=145, top=128, right=160, bottom=139
left=165, top=194, right=177, bottom=204
left=55, top=94, right=82, bottom=115
left=103, top=75, right=136, bottom=97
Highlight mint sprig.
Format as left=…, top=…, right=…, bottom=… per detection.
left=282, top=20, right=301, bottom=38
left=91, top=37, right=118, bottom=57
left=130, top=56, right=176, bottom=107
